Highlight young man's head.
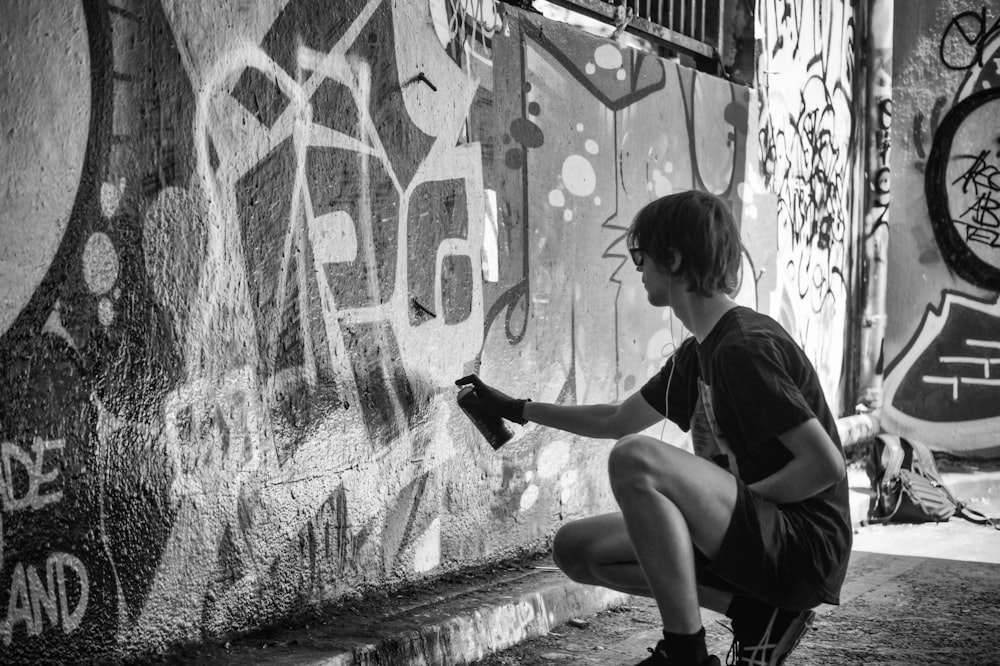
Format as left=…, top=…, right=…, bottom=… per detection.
left=626, top=190, right=742, bottom=298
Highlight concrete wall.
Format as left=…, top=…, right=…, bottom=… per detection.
left=753, top=0, right=859, bottom=412
left=0, top=0, right=853, bottom=661
left=883, top=0, right=1000, bottom=456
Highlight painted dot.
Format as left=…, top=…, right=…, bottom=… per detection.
left=563, top=208, right=574, bottom=222
left=585, top=139, right=599, bottom=155
left=511, top=117, right=544, bottom=149
left=652, top=169, right=673, bottom=197
left=586, top=62, right=596, bottom=75
left=594, top=196, right=602, bottom=206
left=665, top=162, right=674, bottom=174
left=561, top=154, right=596, bottom=197
left=98, top=297, right=115, bottom=326
left=594, top=44, right=623, bottom=70
left=617, top=68, right=627, bottom=81
left=528, top=101, right=541, bottom=116
left=82, top=232, right=119, bottom=294
left=100, top=178, right=126, bottom=218
left=504, top=146, right=525, bottom=170
left=523, top=82, right=532, bottom=93
left=113, top=287, right=121, bottom=299
left=548, top=189, right=566, bottom=207
left=519, top=484, right=539, bottom=512
left=576, top=123, right=584, bottom=132
left=737, top=182, right=753, bottom=202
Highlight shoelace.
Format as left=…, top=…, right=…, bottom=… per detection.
left=717, top=611, right=781, bottom=666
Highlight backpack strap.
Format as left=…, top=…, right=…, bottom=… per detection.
left=954, top=502, right=1000, bottom=529
left=867, top=435, right=906, bottom=523
left=874, top=434, right=904, bottom=479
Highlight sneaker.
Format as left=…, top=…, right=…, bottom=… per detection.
left=725, top=608, right=815, bottom=666
left=637, top=640, right=722, bottom=666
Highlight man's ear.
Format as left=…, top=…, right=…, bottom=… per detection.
left=667, top=249, right=682, bottom=274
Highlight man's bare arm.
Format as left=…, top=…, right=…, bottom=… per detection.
left=747, top=418, right=846, bottom=504
left=523, top=390, right=665, bottom=440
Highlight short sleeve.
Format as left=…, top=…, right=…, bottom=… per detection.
left=640, top=338, right=696, bottom=431
left=712, top=340, right=815, bottom=447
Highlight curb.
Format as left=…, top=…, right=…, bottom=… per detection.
left=205, top=567, right=632, bottom=666
left=345, top=581, right=629, bottom=665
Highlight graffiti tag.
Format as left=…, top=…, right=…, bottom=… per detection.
left=953, top=148, right=1000, bottom=247
left=0, top=439, right=63, bottom=512
left=1, top=554, right=89, bottom=645
left=939, top=7, right=1000, bottom=71
left=1, top=439, right=89, bottom=644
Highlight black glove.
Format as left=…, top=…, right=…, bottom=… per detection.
left=455, top=374, right=530, bottom=425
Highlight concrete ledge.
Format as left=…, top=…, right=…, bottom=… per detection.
left=346, top=580, right=629, bottom=665
left=177, top=564, right=631, bottom=666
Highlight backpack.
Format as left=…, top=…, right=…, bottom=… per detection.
left=866, top=434, right=998, bottom=527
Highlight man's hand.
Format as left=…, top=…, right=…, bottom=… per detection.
left=455, top=374, right=529, bottom=425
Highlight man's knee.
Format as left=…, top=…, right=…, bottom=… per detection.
left=552, top=524, right=591, bottom=583
left=608, top=434, right=666, bottom=490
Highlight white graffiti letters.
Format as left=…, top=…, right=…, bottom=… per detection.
left=1, top=553, right=89, bottom=644
left=0, top=439, right=63, bottom=512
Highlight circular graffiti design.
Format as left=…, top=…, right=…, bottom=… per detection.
left=924, top=87, right=1000, bottom=290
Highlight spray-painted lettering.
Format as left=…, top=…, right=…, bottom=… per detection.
left=0, top=439, right=63, bottom=512
left=939, top=7, right=1000, bottom=71
left=1, top=553, right=89, bottom=644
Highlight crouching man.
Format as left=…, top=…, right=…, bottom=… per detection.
left=457, top=190, right=851, bottom=666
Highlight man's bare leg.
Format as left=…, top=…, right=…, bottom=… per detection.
left=552, top=512, right=734, bottom=613
left=606, top=433, right=738, bottom=632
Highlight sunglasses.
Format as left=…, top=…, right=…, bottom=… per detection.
left=629, top=247, right=645, bottom=268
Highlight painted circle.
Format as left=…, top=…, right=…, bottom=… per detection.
left=0, top=1, right=90, bottom=335
left=82, top=232, right=120, bottom=294
left=925, top=87, right=1000, bottom=290
left=594, top=44, right=623, bottom=70
left=98, top=297, right=115, bottom=326
left=561, top=154, right=596, bottom=197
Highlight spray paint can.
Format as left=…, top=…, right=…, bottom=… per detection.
left=457, top=385, right=515, bottom=450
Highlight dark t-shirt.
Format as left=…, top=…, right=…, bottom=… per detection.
left=640, top=306, right=852, bottom=604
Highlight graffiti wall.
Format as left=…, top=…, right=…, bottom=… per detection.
left=883, top=0, right=1000, bottom=456
left=753, top=0, right=860, bottom=412
left=0, top=0, right=771, bottom=661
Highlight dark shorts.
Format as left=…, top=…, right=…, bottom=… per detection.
left=694, top=481, right=826, bottom=611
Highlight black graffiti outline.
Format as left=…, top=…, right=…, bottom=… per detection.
left=939, top=7, right=1000, bottom=71
left=925, top=86, right=1000, bottom=290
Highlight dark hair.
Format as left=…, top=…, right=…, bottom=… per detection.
left=626, top=190, right=743, bottom=296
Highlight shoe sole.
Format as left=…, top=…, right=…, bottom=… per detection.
left=771, top=610, right=815, bottom=666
